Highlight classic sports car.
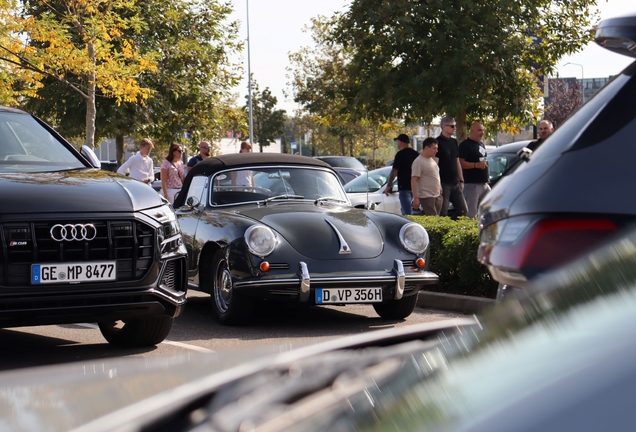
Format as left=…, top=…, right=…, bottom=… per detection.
left=174, top=153, right=438, bottom=325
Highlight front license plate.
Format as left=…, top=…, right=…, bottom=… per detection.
left=31, top=261, right=116, bottom=284
left=315, top=288, right=383, bottom=304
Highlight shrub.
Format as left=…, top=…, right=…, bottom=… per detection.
left=409, top=216, right=498, bottom=298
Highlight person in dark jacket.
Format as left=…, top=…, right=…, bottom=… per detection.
left=385, top=133, right=419, bottom=215
left=435, top=117, right=467, bottom=217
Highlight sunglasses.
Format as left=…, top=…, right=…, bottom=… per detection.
left=444, top=124, right=457, bottom=128
left=175, top=149, right=183, bottom=153
left=201, top=146, right=212, bottom=150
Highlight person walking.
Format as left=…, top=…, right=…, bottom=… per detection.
left=186, top=140, right=212, bottom=172
left=385, top=133, right=419, bottom=215
left=160, top=143, right=185, bottom=204
left=458, top=122, right=490, bottom=218
left=411, top=138, right=443, bottom=216
left=435, top=117, right=467, bottom=218
left=116, top=138, right=154, bottom=185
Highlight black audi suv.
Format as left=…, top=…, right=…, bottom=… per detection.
left=0, top=106, right=187, bottom=346
left=478, top=12, right=636, bottom=299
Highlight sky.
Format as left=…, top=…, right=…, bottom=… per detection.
left=229, top=0, right=636, bottom=114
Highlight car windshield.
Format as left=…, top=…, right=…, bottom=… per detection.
left=210, top=166, right=348, bottom=206
left=344, top=167, right=392, bottom=193
left=487, top=151, right=519, bottom=183
left=0, top=111, right=85, bottom=173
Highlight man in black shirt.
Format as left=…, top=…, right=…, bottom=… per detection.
left=386, top=133, right=419, bottom=215
left=459, top=122, right=490, bottom=218
left=528, top=119, right=554, bottom=152
left=435, top=117, right=467, bottom=217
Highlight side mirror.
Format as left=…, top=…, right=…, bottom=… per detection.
left=80, top=145, right=101, bottom=169
left=365, top=201, right=377, bottom=210
left=391, top=183, right=399, bottom=193
left=186, top=196, right=200, bottom=208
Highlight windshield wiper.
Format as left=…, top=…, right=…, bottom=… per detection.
left=264, top=194, right=305, bottom=204
left=314, top=196, right=348, bottom=205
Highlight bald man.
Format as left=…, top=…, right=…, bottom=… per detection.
left=458, top=122, right=490, bottom=218
left=528, top=119, right=554, bottom=152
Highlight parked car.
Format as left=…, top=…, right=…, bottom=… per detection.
left=344, top=166, right=401, bottom=215
left=0, top=106, right=187, bottom=347
left=478, top=12, right=636, bottom=299
left=333, top=166, right=363, bottom=185
left=314, top=155, right=367, bottom=171
left=174, top=153, right=438, bottom=324
left=5, top=224, right=636, bottom=431
left=486, top=140, right=531, bottom=186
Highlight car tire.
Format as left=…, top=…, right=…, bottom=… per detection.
left=372, top=293, right=418, bottom=319
left=98, top=316, right=173, bottom=347
left=210, top=250, right=254, bottom=325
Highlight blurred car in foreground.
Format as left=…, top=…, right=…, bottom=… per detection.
left=478, top=12, right=636, bottom=299
left=0, top=106, right=187, bottom=347
left=344, top=166, right=400, bottom=214
left=174, top=153, right=437, bottom=325
left=4, top=222, right=636, bottom=431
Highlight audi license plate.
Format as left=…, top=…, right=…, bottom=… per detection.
left=31, top=261, right=116, bottom=284
left=315, top=288, right=383, bottom=304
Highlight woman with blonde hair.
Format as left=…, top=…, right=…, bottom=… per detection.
left=160, top=143, right=185, bottom=204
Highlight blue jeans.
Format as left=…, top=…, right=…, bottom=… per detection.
left=398, top=190, right=413, bottom=215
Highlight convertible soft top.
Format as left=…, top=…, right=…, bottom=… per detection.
left=175, top=153, right=332, bottom=207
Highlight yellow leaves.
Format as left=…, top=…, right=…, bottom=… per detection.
left=0, top=0, right=155, bottom=103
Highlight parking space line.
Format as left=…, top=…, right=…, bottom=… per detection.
left=74, top=323, right=215, bottom=353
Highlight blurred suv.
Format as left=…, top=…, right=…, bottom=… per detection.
left=0, top=106, right=187, bottom=346
left=478, top=12, right=636, bottom=299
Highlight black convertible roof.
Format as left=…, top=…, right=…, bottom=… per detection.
left=174, top=153, right=333, bottom=207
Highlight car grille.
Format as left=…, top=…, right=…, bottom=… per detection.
left=0, top=220, right=155, bottom=287
left=160, top=259, right=186, bottom=293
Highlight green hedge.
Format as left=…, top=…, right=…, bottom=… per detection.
left=409, top=216, right=498, bottom=298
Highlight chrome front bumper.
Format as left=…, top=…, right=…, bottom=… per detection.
left=234, top=259, right=439, bottom=303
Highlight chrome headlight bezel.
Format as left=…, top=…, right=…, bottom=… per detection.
left=399, top=223, right=429, bottom=254
left=244, top=225, right=278, bottom=257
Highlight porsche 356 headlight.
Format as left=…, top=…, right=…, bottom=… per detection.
left=244, top=225, right=278, bottom=257
left=399, top=223, right=429, bottom=254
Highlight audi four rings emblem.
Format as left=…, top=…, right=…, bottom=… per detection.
left=50, top=224, right=97, bottom=242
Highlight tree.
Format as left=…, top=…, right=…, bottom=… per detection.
left=544, top=78, right=583, bottom=128
left=245, top=79, right=285, bottom=152
left=18, top=0, right=243, bottom=163
left=0, top=0, right=156, bottom=148
left=326, top=0, right=598, bottom=142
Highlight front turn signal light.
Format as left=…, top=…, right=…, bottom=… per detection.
left=259, top=261, right=270, bottom=272
left=415, top=258, right=426, bottom=268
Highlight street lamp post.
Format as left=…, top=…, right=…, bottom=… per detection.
left=564, top=62, right=585, bottom=103
left=246, top=0, right=254, bottom=147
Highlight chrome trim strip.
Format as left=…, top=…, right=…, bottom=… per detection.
left=325, top=220, right=352, bottom=254
left=393, top=259, right=406, bottom=300
left=233, top=271, right=438, bottom=288
left=299, top=261, right=310, bottom=303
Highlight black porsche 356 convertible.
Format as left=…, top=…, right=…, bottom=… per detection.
left=174, top=153, right=438, bottom=325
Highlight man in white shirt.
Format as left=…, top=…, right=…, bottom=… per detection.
left=411, top=137, right=443, bottom=215
left=117, top=138, right=155, bottom=184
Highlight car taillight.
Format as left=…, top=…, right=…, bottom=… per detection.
left=480, top=217, right=618, bottom=271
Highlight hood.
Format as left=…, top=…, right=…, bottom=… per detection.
left=237, top=203, right=384, bottom=259
left=2, top=170, right=164, bottom=214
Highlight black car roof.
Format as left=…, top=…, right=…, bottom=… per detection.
left=174, top=153, right=333, bottom=207
left=0, top=106, right=28, bottom=114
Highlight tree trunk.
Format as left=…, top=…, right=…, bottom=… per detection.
left=456, top=106, right=468, bottom=144
left=116, top=135, right=125, bottom=167
left=339, top=135, right=345, bottom=155
left=85, top=42, right=97, bottom=149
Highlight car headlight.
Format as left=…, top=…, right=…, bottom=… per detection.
left=141, top=205, right=183, bottom=254
left=244, top=225, right=278, bottom=257
left=399, top=223, right=429, bottom=254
